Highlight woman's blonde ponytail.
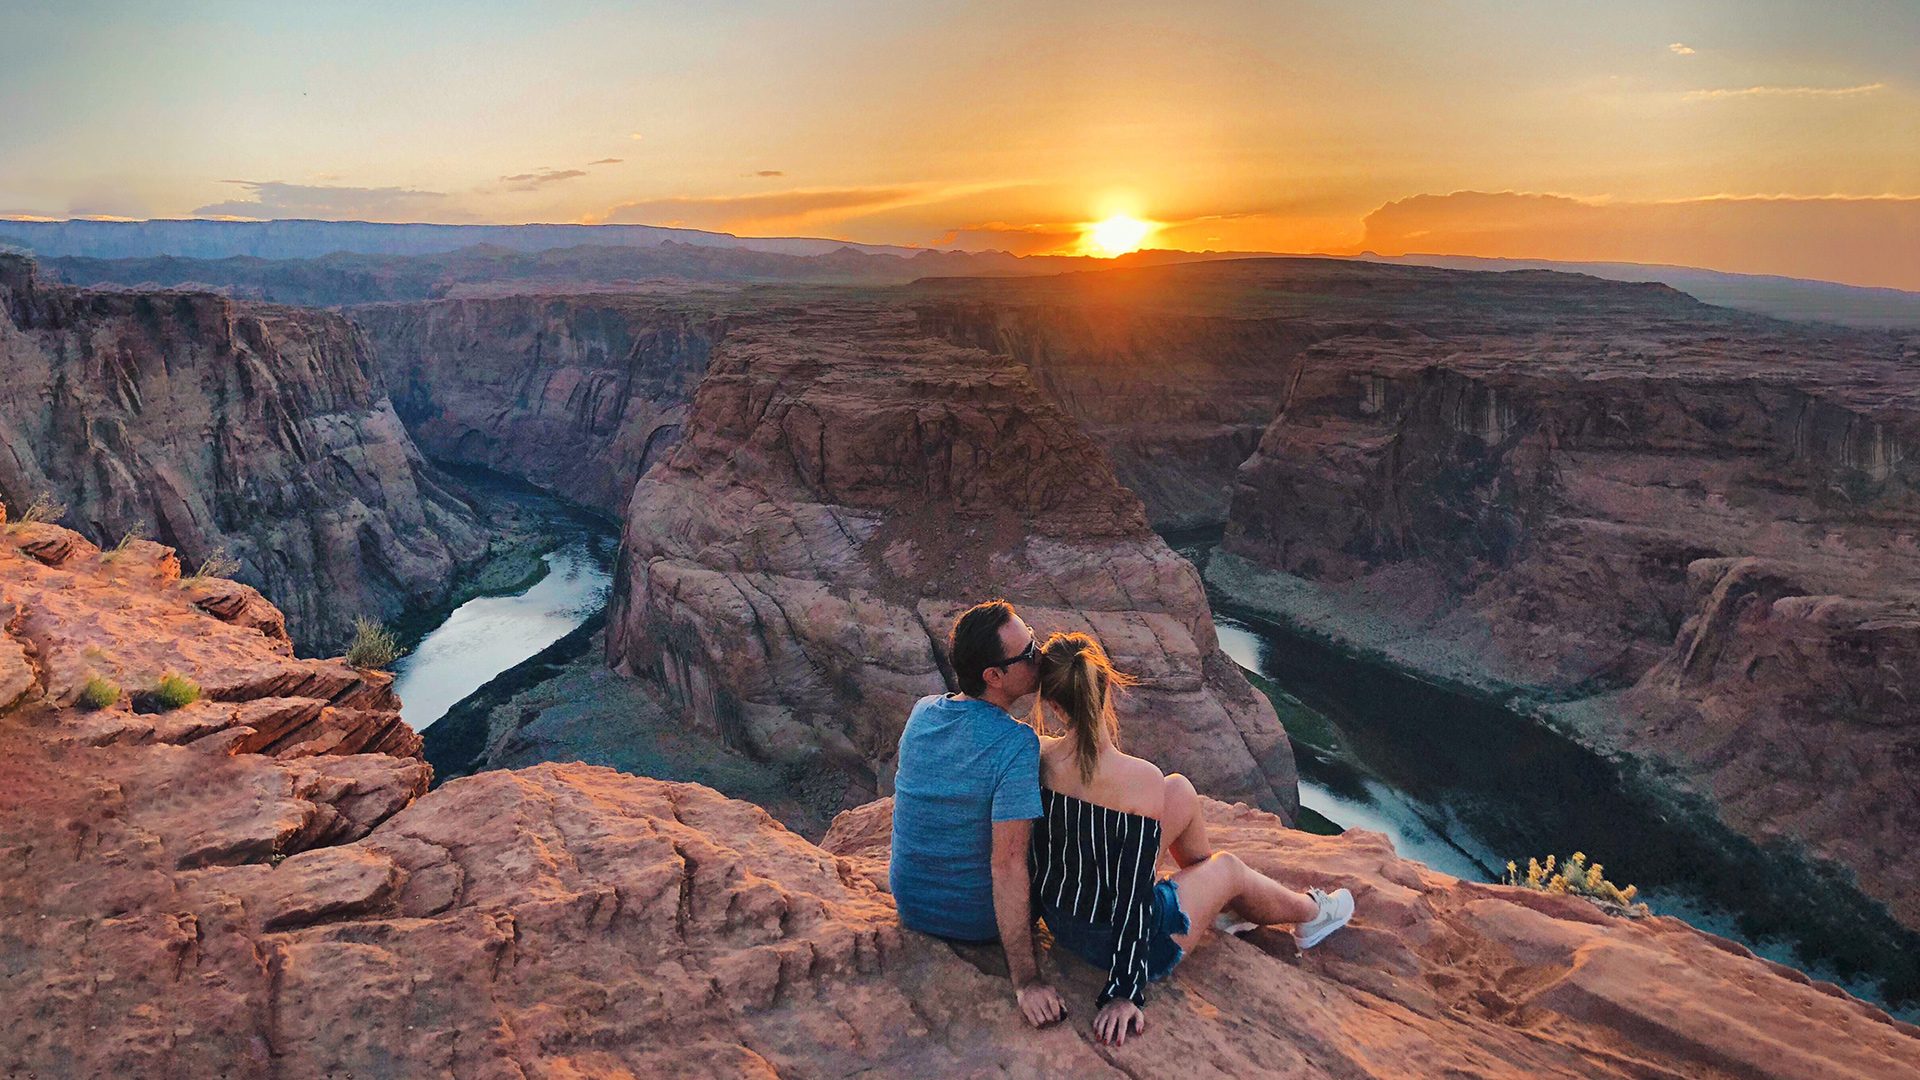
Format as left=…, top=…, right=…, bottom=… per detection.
left=1034, top=632, right=1136, bottom=784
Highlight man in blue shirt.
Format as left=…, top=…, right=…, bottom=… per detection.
left=891, top=599, right=1066, bottom=1027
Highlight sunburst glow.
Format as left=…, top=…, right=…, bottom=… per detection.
left=1087, top=214, right=1153, bottom=256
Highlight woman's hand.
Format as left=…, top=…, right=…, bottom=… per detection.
left=1093, top=1000, right=1145, bottom=1046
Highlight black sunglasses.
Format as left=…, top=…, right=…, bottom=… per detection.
left=992, top=633, right=1039, bottom=670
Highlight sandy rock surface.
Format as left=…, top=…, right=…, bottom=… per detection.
left=3, top=533, right=1916, bottom=1078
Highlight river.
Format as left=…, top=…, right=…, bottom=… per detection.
left=1186, top=552, right=1920, bottom=1021
left=392, top=476, right=619, bottom=732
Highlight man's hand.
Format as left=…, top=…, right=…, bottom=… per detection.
left=1093, top=999, right=1145, bottom=1046
left=990, top=818, right=1063, bottom=1025
left=1016, top=981, right=1067, bottom=1028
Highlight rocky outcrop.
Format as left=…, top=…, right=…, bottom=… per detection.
left=606, top=304, right=1298, bottom=819
left=352, top=295, right=722, bottom=516
left=0, top=255, right=485, bottom=653
left=6, top=513, right=1917, bottom=1078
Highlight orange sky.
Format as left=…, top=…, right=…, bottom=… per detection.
left=2, top=2, right=1917, bottom=288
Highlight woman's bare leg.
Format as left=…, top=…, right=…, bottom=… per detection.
left=1158, top=774, right=1212, bottom=868
left=1166, top=852, right=1319, bottom=953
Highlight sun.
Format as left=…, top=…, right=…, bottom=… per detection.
left=1086, top=214, right=1153, bottom=256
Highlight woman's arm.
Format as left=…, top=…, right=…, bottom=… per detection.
left=1096, top=813, right=1157, bottom=1008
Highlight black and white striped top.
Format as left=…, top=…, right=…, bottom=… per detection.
left=1028, top=787, right=1164, bottom=1006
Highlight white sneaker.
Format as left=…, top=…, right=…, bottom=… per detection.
left=1293, top=887, right=1354, bottom=949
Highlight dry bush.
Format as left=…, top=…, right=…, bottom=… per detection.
left=345, top=617, right=401, bottom=671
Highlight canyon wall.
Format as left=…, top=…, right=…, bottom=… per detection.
left=1088, top=261, right=1920, bottom=933
left=4, top=517, right=1915, bottom=1077
left=604, top=303, right=1298, bottom=818
left=351, top=295, right=723, bottom=517
left=905, top=258, right=1920, bottom=943
left=918, top=299, right=1315, bottom=530
left=0, top=255, right=484, bottom=654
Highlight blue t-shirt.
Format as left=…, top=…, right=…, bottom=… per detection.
left=889, top=693, right=1043, bottom=941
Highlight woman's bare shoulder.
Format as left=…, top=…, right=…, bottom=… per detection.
left=1106, top=753, right=1167, bottom=818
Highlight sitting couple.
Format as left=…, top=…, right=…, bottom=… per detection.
left=890, top=600, right=1355, bottom=1047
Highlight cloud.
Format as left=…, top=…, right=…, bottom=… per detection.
left=592, top=186, right=923, bottom=230
left=191, top=180, right=466, bottom=222
left=928, top=220, right=1083, bottom=256
left=1669, top=43, right=1695, bottom=55
left=589, top=158, right=623, bottom=166
left=1358, top=190, right=1920, bottom=290
left=752, top=170, right=785, bottom=177
left=501, top=168, right=589, bottom=191
left=1685, top=83, right=1885, bottom=101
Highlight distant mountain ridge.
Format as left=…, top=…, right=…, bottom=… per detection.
left=0, top=216, right=919, bottom=260
left=1361, top=252, right=1920, bottom=329
left=5, top=217, right=1917, bottom=328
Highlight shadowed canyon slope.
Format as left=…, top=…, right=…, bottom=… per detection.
left=350, top=295, right=721, bottom=517
left=3, top=520, right=1914, bottom=1078
left=605, top=304, right=1296, bottom=817
left=0, top=254, right=484, bottom=653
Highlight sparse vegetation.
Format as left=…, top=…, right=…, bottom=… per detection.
left=105, top=521, right=149, bottom=559
left=6, top=491, right=67, bottom=530
left=182, top=545, right=243, bottom=584
left=345, top=617, right=401, bottom=670
left=78, top=676, right=121, bottom=710
left=153, top=673, right=201, bottom=711
left=1505, top=852, right=1650, bottom=917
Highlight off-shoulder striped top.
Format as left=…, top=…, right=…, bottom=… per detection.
left=1028, top=787, right=1163, bottom=1006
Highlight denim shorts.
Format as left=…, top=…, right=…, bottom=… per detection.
left=1041, top=878, right=1190, bottom=983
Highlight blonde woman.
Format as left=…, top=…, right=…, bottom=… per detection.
left=1027, top=632, right=1354, bottom=1047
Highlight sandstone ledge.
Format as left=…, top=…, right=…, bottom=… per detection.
left=4, top=459, right=1917, bottom=1078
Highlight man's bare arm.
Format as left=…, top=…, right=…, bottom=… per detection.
left=991, top=818, right=1065, bottom=1026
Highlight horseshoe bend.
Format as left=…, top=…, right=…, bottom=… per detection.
left=3, top=252, right=1920, bottom=1076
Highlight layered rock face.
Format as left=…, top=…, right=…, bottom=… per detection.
left=606, top=305, right=1298, bottom=818
left=0, top=255, right=484, bottom=653
left=919, top=298, right=1317, bottom=530
left=5, top=530, right=1912, bottom=1077
left=351, top=295, right=725, bottom=516
left=1119, top=260, right=1920, bottom=931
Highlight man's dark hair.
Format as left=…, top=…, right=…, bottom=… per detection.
left=950, top=599, right=1016, bottom=696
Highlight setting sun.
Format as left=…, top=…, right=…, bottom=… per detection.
left=1087, top=214, right=1154, bottom=256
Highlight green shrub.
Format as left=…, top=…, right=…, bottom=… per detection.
left=1505, top=852, right=1649, bottom=916
left=345, top=617, right=401, bottom=671
left=153, top=673, right=201, bottom=711
left=78, top=676, right=121, bottom=710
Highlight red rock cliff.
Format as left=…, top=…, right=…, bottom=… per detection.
left=0, top=255, right=485, bottom=653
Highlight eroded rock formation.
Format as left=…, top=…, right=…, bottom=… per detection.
left=0, top=254, right=484, bottom=653
left=605, top=304, right=1297, bottom=818
left=3, top=529, right=1912, bottom=1076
